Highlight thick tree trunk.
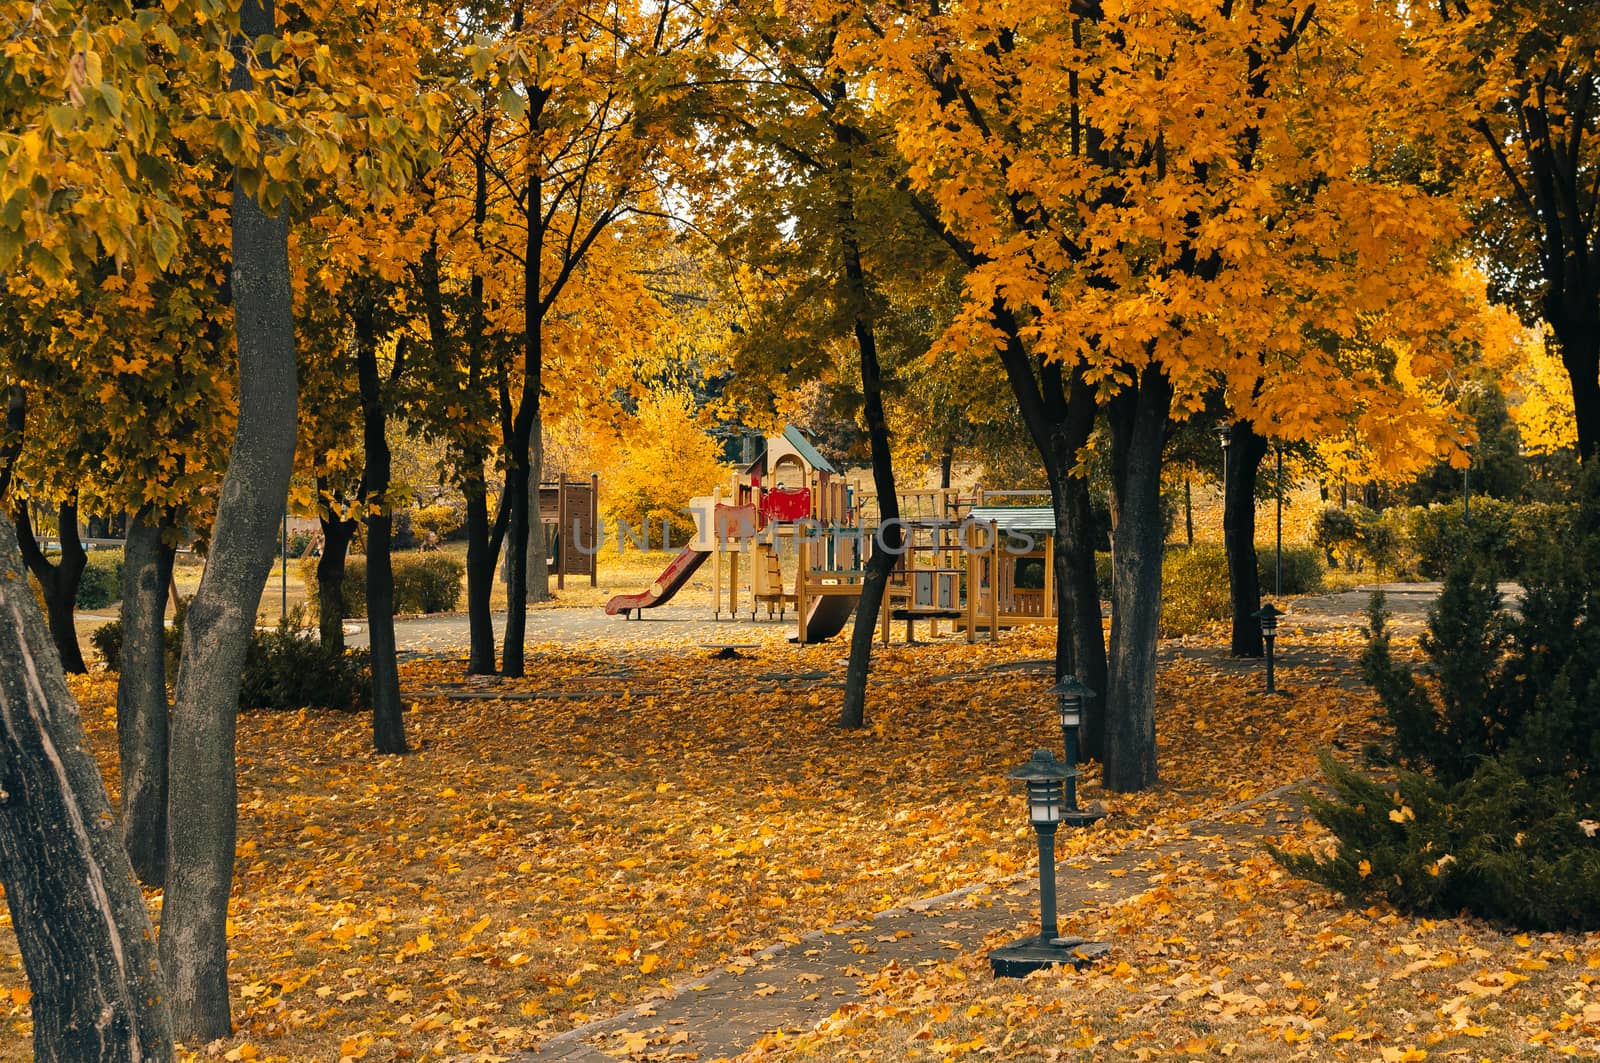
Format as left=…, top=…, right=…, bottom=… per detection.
left=14, top=502, right=88, bottom=674
left=1104, top=370, right=1172, bottom=793
left=162, top=0, right=298, bottom=1039
left=117, top=511, right=173, bottom=888
left=1553, top=319, right=1600, bottom=464
left=354, top=303, right=407, bottom=756
left=502, top=131, right=545, bottom=678
left=1039, top=366, right=1107, bottom=760
left=0, top=515, right=175, bottom=1062
left=526, top=426, right=550, bottom=604
left=1223, top=420, right=1268, bottom=658
left=314, top=513, right=356, bottom=652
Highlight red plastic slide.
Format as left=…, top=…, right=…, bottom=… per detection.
left=604, top=546, right=709, bottom=617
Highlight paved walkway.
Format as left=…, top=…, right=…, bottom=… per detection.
left=338, top=579, right=1494, bottom=657
left=511, top=781, right=1310, bottom=1062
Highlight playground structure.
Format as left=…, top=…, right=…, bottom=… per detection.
left=605, top=429, right=1064, bottom=646
left=605, top=426, right=861, bottom=643
left=538, top=474, right=601, bottom=588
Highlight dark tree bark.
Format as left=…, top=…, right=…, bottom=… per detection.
left=14, top=501, right=89, bottom=674
left=0, top=513, right=175, bottom=1062
left=416, top=232, right=500, bottom=674
left=117, top=510, right=173, bottom=888
left=314, top=508, right=357, bottom=652
left=938, top=430, right=955, bottom=490
left=353, top=298, right=407, bottom=756
left=837, top=158, right=901, bottom=732
left=161, top=0, right=298, bottom=1040
left=1223, top=420, right=1269, bottom=658
left=500, top=89, right=551, bottom=680
left=1104, top=369, right=1173, bottom=793
left=1039, top=367, right=1108, bottom=761
left=0, top=387, right=24, bottom=499
left=988, top=308, right=1109, bottom=757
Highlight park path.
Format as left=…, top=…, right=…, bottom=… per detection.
left=350, top=579, right=1483, bottom=656
left=510, top=779, right=1311, bottom=1063
left=495, top=632, right=1375, bottom=1063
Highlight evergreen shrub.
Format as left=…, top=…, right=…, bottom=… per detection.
left=1280, top=475, right=1600, bottom=930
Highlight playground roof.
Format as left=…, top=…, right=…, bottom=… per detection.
left=783, top=424, right=838, bottom=475
left=968, top=505, right=1056, bottom=533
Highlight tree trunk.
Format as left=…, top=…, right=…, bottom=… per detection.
left=526, top=425, right=550, bottom=604
left=117, top=510, right=173, bottom=888
left=0, top=515, right=175, bottom=1062
left=501, top=457, right=530, bottom=677
left=463, top=471, right=497, bottom=674
left=14, top=501, right=88, bottom=674
left=354, top=301, right=407, bottom=756
left=1184, top=477, right=1193, bottom=547
left=162, top=0, right=298, bottom=1039
left=938, top=430, right=955, bottom=490
left=1039, top=366, right=1107, bottom=761
left=416, top=235, right=499, bottom=673
left=314, top=512, right=356, bottom=652
left=838, top=195, right=900, bottom=731
left=1553, top=319, right=1599, bottom=464
left=502, top=121, right=546, bottom=678
left=1223, top=420, right=1269, bottom=658
left=1104, top=369, right=1172, bottom=793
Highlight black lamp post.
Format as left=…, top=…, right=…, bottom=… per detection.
left=1256, top=603, right=1284, bottom=694
left=1051, top=675, right=1093, bottom=803
left=989, top=750, right=1109, bottom=977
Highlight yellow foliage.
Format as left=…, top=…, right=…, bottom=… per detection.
left=566, top=389, right=729, bottom=546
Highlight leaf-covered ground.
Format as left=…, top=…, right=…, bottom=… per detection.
left=4, top=622, right=1585, bottom=1061
left=752, top=808, right=1600, bottom=1062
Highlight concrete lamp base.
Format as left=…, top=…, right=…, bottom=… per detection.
left=989, top=934, right=1111, bottom=978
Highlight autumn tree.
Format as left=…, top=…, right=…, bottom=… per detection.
left=869, top=0, right=1475, bottom=789
left=1426, top=1, right=1600, bottom=463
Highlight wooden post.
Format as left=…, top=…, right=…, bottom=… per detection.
left=1043, top=530, right=1054, bottom=620
left=556, top=472, right=567, bottom=590
left=796, top=538, right=809, bottom=643
left=713, top=539, right=722, bottom=620
left=966, top=522, right=978, bottom=644
left=589, top=472, right=599, bottom=587
left=990, top=520, right=1001, bottom=642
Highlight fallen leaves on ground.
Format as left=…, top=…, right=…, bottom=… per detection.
left=0, top=623, right=1404, bottom=1061
left=754, top=816, right=1600, bottom=1062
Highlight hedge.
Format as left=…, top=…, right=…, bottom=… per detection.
left=299, top=551, right=465, bottom=618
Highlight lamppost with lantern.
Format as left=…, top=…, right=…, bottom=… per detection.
left=989, top=749, right=1110, bottom=977
left=1256, top=603, right=1284, bottom=694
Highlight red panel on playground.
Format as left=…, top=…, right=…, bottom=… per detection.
left=760, top=486, right=811, bottom=523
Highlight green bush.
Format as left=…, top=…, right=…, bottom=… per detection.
left=76, top=551, right=124, bottom=609
left=300, top=551, right=465, bottom=618
left=90, top=596, right=187, bottom=673
left=1260, top=546, right=1324, bottom=595
left=1160, top=546, right=1232, bottom=637
left=1280, top=476, right=1600, bottom=931
left=1158, top=545, right=1323, bottom=637
left=1403, top=499, right=1577, bottom=580
left=240, top=609, right=369, bottom=713
left=94, top=604, right=369, bottom=713
left=1314, top=505, right=1405, bottom=574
